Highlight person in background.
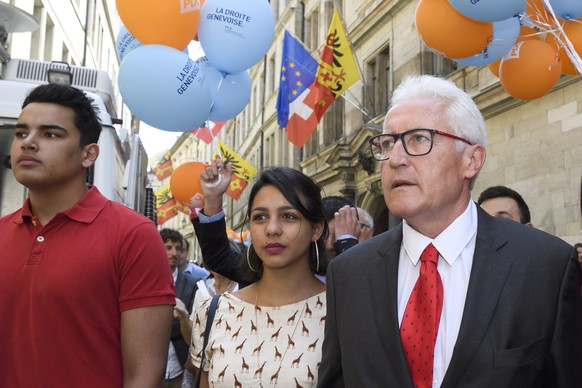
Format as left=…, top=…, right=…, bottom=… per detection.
left=357, top=207, right=375, bottom=242
left=318, top=75, right=582, bottom=387
left=0, top=84, right=175, bottom=387
left=192, top=240, right=242, bottom=311
left=189, top=162, right=328, bottom=387
left=177, top=240, right=242, bottom=346
left=323, top=196, right=361, bottom=261
left=477, top=185, right=533, bottom=226
left=161, top=228, right=200, bottom=388
left=179, top=236, right=210, bottom=279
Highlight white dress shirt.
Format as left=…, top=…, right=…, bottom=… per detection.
left=166, top=268, right=182, bottom=379
left=398, top=201, right=478, bottom=387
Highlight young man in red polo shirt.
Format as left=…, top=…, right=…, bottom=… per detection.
left=0, top=84, right=176, bottom=387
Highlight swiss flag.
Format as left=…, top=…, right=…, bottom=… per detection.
left=192, top=121, right=226, bottom=144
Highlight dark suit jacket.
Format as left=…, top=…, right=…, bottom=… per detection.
left=171, top=271, right=199, bottom=367
left=192, top=217, right=253, bottom=286
left=318, top=207, right=582, bottom=387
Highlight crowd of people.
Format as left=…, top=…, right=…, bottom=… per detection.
left=1, top=77, right=581, bottom=388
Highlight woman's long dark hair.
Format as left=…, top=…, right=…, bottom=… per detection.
left=240, top=166, right=329, bottom=282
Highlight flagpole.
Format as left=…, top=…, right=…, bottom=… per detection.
left=340, top=90, right=375, bottom=120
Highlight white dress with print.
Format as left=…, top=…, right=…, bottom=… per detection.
left=191, top=291, right=326, bottom=388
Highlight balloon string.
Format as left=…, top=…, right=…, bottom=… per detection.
left=541, top=0, right=582, bottom=75
left=204, top=76, right=225, bottom=157
left=208, top=75, right=226, bottom=113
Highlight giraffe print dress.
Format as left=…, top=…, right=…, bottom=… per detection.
left=191, top=291, right=327, bottom=388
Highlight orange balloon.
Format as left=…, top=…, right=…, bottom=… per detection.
left=226, top=227, right=237, bottom=241
left=488, top=26, right=541, bottom=78
left=487, top=58, right=502, bottom=77
left=116, top=0, right=201, bottom=50
left=487, top=26, right=540, bottom=78
left=170, top=161, right=206, bottom=205
left=415, top=0, right=493, bottom=59
left=499, top=40, right=562, bottom=100
left=546, top=19, right=582, bottom=76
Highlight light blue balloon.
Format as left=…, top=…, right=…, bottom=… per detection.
left=116, top=25, right=143, bottom=62
left=199, top=57, right=251, bottom=121
left=119, top=45, right=212, bottom=132
left=448, top=0, right=526, bottom=22
left=116, top=26, right=188, bottom=62
left=454, top=16, right=520, bottom=66
left=546, top=0, right=582, bottom=20
left=198, top=0, right=275, bottom=74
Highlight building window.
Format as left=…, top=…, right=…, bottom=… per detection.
left=265, top=134, right=272, bottom=166
left=268, top=53, right=276, bottom=97
left=30, top=4, right=44, bottom=60
left=252, top=85, right=257, bottom=121
left=323, top=98, right=344, bottom=146
left=421, top=51, right=459, bottom=77
left=365, top=45, right=390, bottom=119
left=305, top=10, right=319, bottom=51
left=43, top=17, right=54, bottom=61
left=304, top=121, right=318, bottom=156
left=280, top=128, right=289, bottom=166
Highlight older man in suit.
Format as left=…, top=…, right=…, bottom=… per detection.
left=318, top=75, right=582, bottom=387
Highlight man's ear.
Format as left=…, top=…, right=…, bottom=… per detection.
left=82, top=143, right=99, bottom=168
left=464, top=144, right=486, bottom=181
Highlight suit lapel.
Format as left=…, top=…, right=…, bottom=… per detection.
left=441, top=209, right=513, bottom=388
left=368, top=225, right=413, bottom=387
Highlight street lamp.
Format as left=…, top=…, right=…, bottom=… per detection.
left=47, top=61, right=73, bottom=85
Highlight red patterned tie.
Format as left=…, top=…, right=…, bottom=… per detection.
left=400, top=243, right=443, bottom=388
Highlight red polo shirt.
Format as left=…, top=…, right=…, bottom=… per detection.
left=0, top=186, right=175, bottom=387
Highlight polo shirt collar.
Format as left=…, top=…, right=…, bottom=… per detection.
left=16, top=186, right=108, bottom=225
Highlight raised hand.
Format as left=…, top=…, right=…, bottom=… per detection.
left=333, top=205, right=361, bottom=240
left=199, top=159, right=233, bottom=215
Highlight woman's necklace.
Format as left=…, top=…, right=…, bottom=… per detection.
left=253, top=282, right=317, bottom=388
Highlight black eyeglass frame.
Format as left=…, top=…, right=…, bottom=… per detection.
left=368, top=128, right=474, bottom=161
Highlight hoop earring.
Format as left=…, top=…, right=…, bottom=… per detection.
left=246, top=245, right=258, bottom=272
left=314, top=241, right=320, bottom=272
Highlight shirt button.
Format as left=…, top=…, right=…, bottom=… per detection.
left=36, top=236, right=45, bottom=242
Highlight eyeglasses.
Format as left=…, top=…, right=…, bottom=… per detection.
left=368, top=128, right=474, bottom=161
left=359, top=223, right=371, bottom=229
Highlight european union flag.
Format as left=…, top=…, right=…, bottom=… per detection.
left=276, top=30, right=319, bottom=129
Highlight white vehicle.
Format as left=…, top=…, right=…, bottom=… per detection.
left=0, top=58, right=150, bottom=217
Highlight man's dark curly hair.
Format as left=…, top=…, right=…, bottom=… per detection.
left=159, top=228, right=183, bottom=245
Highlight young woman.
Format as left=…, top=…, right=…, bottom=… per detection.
left=189, top=162, right=328, bottom=387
